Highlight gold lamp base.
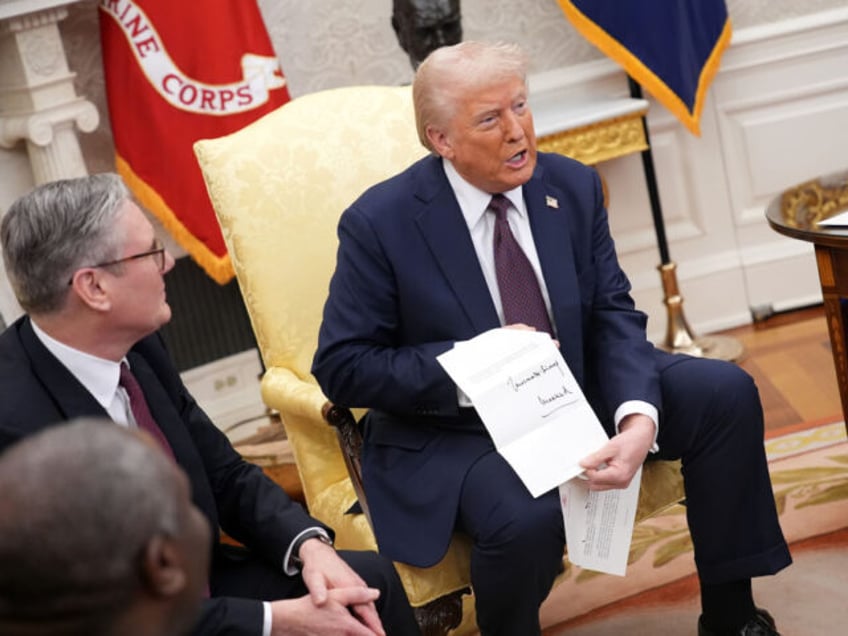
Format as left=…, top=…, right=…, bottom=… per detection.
left=657, top=263, right=745, bottom=362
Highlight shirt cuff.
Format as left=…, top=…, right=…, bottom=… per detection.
left=614, top=400, right=660, bottom=453
left=283, top=527, right=333, bottom=576
left=262, top=601, right=272, bottom=636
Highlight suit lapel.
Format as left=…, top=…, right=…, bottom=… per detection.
left=408, top=157, right=584, bottom=367
left=125, top=348, right=220, bottom=528
left=19, top=318, right=108, bottom=419
left=523, top=169, right=583, bottom=369
left=23, top=318, right=181, bottom=461
left=412, top=158, right=501, bottom=334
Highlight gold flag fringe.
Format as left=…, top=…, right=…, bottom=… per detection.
left=557, top=1, right=732, bottom=136
left=115, top=155, right=235, bottom=285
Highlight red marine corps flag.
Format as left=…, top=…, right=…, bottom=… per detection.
left=99, top=0, right=290, bottom=283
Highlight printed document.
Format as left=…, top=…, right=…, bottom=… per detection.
left=559, top=466, right=642, bottom=576
left=436, top=328, right=609, bottom=497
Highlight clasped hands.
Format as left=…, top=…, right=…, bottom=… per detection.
left=269, top=538, right=386, bottom=636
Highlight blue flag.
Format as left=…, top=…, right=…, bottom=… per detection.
left=557, top=0, right=731, bottom=135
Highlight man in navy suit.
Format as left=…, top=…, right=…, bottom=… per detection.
left=312, top=41, right=791, bottom=636
left=0, top=174, right=420, bottom=636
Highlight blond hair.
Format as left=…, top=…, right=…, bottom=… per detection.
left=412, top=41, right=530, bottom=151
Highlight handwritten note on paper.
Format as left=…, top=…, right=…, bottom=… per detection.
left=558, top=465, right=642, bottom=576
left=436, top=328, right=609, bottom=497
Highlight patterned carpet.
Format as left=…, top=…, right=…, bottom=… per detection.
left=540, top=420, right=848, bottom=635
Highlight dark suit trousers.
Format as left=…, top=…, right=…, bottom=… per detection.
left=455, top=354, right=790, bottom=636
left=458, top=451, right=565, bottom=636
left=653, top=354, right=791, bottom=584
left=201, top=546, right=421, bottom=635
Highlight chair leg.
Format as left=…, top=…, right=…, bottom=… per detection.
left=413, top=588, right=470, bottom=636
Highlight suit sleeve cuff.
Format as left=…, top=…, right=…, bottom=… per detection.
left=283, top=527, right=333, bottom=576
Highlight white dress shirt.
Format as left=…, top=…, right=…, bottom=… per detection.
left=30, top=321, right=132, bottom=425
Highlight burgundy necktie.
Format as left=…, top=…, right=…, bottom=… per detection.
left=489, top=194, right=554, bottom=336
left=120, top=363, right=207, bottom=597
left=119, top=362, right=176, bottom=460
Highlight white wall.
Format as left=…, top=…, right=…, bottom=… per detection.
left=256, top=0, right=847, bottom=97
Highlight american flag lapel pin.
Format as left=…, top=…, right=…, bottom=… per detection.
left=546, top=195, right=559, bottom=209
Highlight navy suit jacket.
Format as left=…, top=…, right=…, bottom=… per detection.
left=0, top=317, right=326, bottom=636
left=312, top=152, right=663, bottom=567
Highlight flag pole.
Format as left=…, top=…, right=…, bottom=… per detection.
left=627, top=77, right=743, bottom=361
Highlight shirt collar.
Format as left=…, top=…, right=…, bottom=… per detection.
left=30, top=320, right=123, bottom=410
left=442, top=159, right=525, bottom=230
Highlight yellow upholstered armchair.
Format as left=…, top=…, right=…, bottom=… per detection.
left=194, top=85, right=685, bottom=635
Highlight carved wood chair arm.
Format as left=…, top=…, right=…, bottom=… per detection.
left=321, top=401, right=373, bottom=529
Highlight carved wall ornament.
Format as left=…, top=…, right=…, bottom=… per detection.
left=0, top=93, right=98, bottom=149
left=2, top=6, right=69, bottom=33
left=537, top=112, right=648, bottom=166
left=0, top=0, right=98, bottom=183
left=19, top=29, right=63, bottom=77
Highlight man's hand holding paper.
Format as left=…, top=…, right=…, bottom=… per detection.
left=437, top=327, right=648, bottom=576
left=436, top=327, right=609, bottom=497
left=580, top=413, right=655, bottom=491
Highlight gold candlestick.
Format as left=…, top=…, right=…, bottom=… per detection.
left=658, top=262, right=744, bottom=361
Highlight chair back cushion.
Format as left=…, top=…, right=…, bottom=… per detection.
left=194, top=85, right=476, bottom=612
left=194, top=85, right=427, bottom=381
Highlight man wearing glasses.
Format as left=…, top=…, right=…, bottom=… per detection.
left=0, top=174, right=420, bottom=636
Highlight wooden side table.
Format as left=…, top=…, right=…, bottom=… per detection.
left=766, top=170, right=848, bottom=430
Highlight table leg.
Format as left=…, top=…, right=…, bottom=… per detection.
left=815, top=245, right=848, bottom=434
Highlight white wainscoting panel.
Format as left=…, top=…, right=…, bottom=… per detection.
left=180, top=349, right=266, bottom=435
left=714, top=7, right=848, bottom=314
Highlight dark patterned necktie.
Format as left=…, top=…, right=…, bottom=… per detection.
left=489, top=194, right=554, bottom=336
left=119, top=363, right=175, bottom=460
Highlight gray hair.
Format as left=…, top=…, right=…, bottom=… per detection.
left=0, top=418, right=183, bottom=633
left=0, top=173, right=130, bottom=315
left=412, top=40, right=530, bottom=151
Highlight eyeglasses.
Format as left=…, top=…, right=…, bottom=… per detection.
left=92, top=239, right=167, bottom=272
left=68, top=239, right=167, bottom=285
